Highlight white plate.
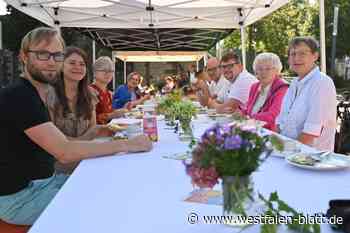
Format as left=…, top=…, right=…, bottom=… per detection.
left=285, top=153, right=350, bottom=170
left=110, top=118, right=142, bottom=125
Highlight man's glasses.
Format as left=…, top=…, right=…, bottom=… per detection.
left=220, top=63, right=238, bottom=69
left=96, top=70, right=115, bottom=74
left=28, top=50, right=64, bottom=62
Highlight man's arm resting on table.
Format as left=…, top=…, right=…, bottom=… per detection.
left=209, top=98, right=240, bottom=113
left=25, top=122, right=151, bottom=164
left=297, top=132, right=318, bottom=146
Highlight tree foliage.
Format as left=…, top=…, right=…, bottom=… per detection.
left=311, top=0, right=350, bottom=63
left=224, top=0, right=318, bottom=72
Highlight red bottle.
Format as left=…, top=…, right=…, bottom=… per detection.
left=143, top=110, right=158, bottom=142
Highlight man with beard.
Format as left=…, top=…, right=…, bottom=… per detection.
left=208, top=52, right=257, bottom=113
left=0, top=27, right=152, bottom=226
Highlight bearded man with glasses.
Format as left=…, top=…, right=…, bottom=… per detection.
left=0, top=27, right=152, bottom=226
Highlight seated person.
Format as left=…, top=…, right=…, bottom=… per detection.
left=112, top=72, right=150, bottom=109
left=47, top=47, right=109, bottom=174
left=192, top=70, right=211, bottom=107
left=240, top=52, right=289, bottom=131
left=206, top=57, right=230, bottom=102
left=0, top=27, right=152, bottom=226
left=276, top=36, right=337, bottom=151
left=182, top=85, right=198, bottom=101
left=200, top=52, right=257, bottom=113
left=90, top=56, right=127, bottom=124
left=161, top=76, right=176, bottom=94
left=47, top=47, right=100, bottom=140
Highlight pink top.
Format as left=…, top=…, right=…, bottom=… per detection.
left=241, top=76, right=289, bottom=131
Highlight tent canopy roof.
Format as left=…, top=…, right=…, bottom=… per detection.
left=5, top=0, right=289, bottom=51
left=82, top=27, right=232, bottom=51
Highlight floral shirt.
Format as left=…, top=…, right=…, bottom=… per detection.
left=90, top=84, right=113, bottom=124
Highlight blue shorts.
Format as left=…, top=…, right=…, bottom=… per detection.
left=0, top=174, right=68, bottom=225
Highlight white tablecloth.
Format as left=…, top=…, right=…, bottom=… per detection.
left=28, top=116, right=350, bottom=233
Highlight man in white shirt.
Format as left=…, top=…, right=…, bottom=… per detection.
left=208, top=52, right=257, bottom=113
left=206, top=57, right=230, bottom=103
left=276, top=36, right=337, bottom=151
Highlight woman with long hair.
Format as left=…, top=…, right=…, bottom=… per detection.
left=47, top=47, right=107, bottom=173
left=47, top=47, right=102, bottom=140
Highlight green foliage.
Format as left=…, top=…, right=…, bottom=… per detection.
left=224, top=0, right=318, bottom=71
left=157, top=90, right=183, bottom=115
left=170, top=100, right=197, bottom=123
left=310, top=0, right=350, bottom=71
left=259, top=192, right=321, bottom=233
left=269, top=135, right=285, bottom=152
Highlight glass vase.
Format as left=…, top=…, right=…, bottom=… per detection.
left=178, top=120, right=194, bottom=142
left=222, top=175, right=258, bottom=227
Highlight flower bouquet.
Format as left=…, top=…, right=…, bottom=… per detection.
left=184, top=123, right=272, bottom=226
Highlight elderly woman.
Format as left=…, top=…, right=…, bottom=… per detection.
left=90, top=56, right=126, bottom=124
left=112, top=71, right=150, bottom=109
left=241, top=52, right=289, bottom=131
left=276, top=37, right=337, bottom=151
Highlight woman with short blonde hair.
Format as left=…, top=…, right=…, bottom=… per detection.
left=90, top=56, right=127, bottom=124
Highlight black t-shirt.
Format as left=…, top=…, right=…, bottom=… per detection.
left=0, top=78, right=55, bottom=195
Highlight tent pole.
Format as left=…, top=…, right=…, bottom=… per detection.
left=124, top=60, right=127, bottom=84
left=0, top=20, right=3, bottom=50
left=112, top=56, right=116, bottom=91
left=319, top=0, right=326, bottom=73
left=196, top=60, right=199, bottom=71
left=240, top=26, right=246, bottom=70
left=92, top=40, right=96, bottom=62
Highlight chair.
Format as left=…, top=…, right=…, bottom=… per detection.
left=0, top=220, right=30, bottom=233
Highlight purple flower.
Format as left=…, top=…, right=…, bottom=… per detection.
left=201, top=128, right=215, bottom=142
left=201, top=124, right=222, bottom=143
left=224, top=135, right=243, bottom=150
left=215, top=128, right=225, bottom=142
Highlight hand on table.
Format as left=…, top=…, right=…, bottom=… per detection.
left=126, top=135, right=153, bottom=153
left=94, top=125, right=114, bottom=138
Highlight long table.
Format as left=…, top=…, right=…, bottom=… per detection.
left=28, top=116, right=350, bottom=233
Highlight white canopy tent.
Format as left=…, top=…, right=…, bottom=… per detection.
left=3, top=0, right=326, bottom=72
left=4, top=0, right=289, bottom=29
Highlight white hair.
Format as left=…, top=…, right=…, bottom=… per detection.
left=253, top=52, right=283, bottom=73
left=93, top=56, right=114, bottom=72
